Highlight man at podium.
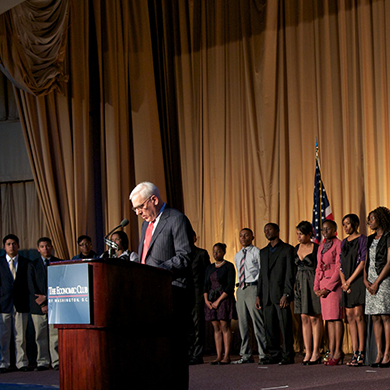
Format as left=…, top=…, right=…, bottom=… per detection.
left=129, top=181, right=193, bottom=389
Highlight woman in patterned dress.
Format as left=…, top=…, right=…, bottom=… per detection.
left=364, top=207, right=390, bottom=368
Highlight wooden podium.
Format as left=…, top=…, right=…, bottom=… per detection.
left=51, top=259, right=173, bottom=390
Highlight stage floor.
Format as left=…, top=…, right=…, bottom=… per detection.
left=0, top=355, right=390, bottom=390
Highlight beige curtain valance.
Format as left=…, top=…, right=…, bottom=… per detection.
left=0, top=0, right=69, bottom=96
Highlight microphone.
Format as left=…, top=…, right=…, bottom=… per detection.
left=104, top=219, right=129, bottom=258
left=104, top=219, right=129, bottom=239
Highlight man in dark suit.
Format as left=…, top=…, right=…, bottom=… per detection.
left=0, top=234, right=30, bottom=372
left=255, top=223, right=295, bottom=365
left=129, top=181, right=193, bottom=388
left=28, top=237, right=61, bottom=371
left=188, top=231, right=210, bottom=365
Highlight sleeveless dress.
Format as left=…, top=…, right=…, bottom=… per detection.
left=294, top=243, right=321, bottom=315
left=340, top=236, right=366, bottom=308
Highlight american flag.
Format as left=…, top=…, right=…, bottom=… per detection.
left=312, top=153, right=334, bottom=243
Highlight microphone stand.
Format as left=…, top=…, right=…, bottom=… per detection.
left=103, top=220, right=129, bottom=258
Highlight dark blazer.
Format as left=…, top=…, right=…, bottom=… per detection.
left=137, top=206, right=193, bottom=288
left=190, top=246, right=210, bottom=298
left=257, top=240, right=295, bottom=306
left=0, top=255, right=30, bottom=313
left=366, top=232, right=390, bottom=277
left=28, top=256, right=61, bottom=315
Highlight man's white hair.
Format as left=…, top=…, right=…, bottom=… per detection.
left=129, top=181, right=160, bottom=201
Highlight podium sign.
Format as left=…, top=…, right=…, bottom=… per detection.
left=48, top=263, right=91, bottom=324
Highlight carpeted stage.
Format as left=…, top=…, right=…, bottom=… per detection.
left=1, top=355, right=390, bottom=389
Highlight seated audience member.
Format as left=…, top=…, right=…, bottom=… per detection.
left=314, top=220, right=344, bottom=366
left=28, top=237, right=61, bottom=371
left=72, top=235, right=99, bottom=260
left=0, top=234, right=30, bottom=372
left=204, top=243, right=236, bottom=365
left=101, top=231, right=138, bottom=261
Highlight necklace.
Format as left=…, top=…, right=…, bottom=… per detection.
left=215, top=260, right=225, bottom=268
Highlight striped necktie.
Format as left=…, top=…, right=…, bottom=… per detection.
left=239, top=249, right=247, bottom=289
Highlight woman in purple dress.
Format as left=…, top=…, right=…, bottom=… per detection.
left=204, top=243, right=236, bottom=365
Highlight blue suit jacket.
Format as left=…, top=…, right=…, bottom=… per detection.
left=137, top=206, right=193, bottom=288
left=0, top=255, right=30, bottom=313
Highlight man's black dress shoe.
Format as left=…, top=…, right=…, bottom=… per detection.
left=34, top=366, right=49, bottom=371
left=258, top=357, right=280, bottom=365
left=279, top=357, right=294, bottom=365
left=0, top=368, right=8, bottom=374
left=18, top=366, right=29, bottom=372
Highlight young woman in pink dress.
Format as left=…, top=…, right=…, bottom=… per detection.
left=314, top=220, right=343, bottom=365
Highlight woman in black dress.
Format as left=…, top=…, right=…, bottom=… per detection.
left=204, top=243, right=236, bottom=365
left=294, top=221, right=322, bottom=365
left=339, top=214, right=367, bottom=366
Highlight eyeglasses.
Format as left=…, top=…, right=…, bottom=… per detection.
left=79, top=242, right=91, bottom=247
left=132, top=196, right=152, bottom=213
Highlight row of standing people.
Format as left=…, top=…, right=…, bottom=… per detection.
left=201, top=206, right=390, bottom=368
left=0, top=234, right=61, bottom=373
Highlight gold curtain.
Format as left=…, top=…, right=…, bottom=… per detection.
left=170, top=0, right=390, bottom=261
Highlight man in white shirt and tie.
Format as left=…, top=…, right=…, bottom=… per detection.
left=0, top=234, right=30, bottom=372
left=232, top=228, right=266, bottom=364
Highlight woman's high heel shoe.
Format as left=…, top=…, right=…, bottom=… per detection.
left=356, top=351, right=364, bottom=366
left=307, top=356, right=322, bottom=365
left=346, top=351, right=358, bottom=367
left=323, top=349, right=330, bottom=363
left=325, top=352, right=344, bottom=366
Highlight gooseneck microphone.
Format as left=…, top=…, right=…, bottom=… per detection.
left=104, top=219, right=129, bottom=239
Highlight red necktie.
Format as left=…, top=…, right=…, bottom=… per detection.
left=141, top=222, right=154, bottom=264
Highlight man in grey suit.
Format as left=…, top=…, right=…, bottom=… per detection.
left=129, top=181, right=193, bottom=389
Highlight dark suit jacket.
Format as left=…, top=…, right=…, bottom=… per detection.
left=257, top=240, right=295, bottom=306
left=28, top=256, right=61, bottom=315
left=190, top=246, right=210, bottom=300
left=0, top=255, right=30, bottom=313
left=137, top=206, right=193, bottom=288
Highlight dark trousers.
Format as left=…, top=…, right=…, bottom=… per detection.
left=172, top=286, right=191, bottom=389
left=188, top=297, right=205, bottom=361
left=263, top=302, right=294, bottom=360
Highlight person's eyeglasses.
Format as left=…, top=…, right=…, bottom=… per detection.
left=132, top=196, right=152, bottom=213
